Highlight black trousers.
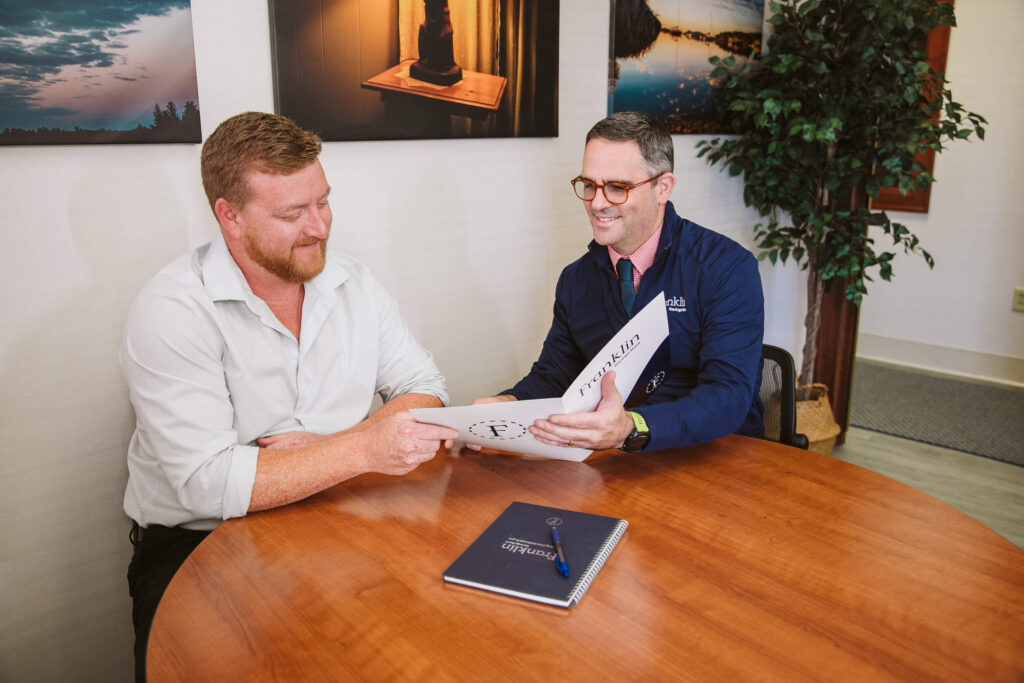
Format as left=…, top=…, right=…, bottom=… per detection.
left=127, top=522, right=210, bottom=683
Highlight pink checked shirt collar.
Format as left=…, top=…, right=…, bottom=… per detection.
left=608, top=224, right=662, bottom=293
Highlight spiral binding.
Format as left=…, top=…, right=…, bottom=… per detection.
left=567, top=520, right=629, bottom=606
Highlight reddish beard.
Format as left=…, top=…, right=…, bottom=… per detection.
left=244, top=232, right=327, bottom=283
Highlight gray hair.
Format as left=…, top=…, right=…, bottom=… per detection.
left=586, top=111, right=673, bottom=175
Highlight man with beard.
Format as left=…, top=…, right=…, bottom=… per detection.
left=120, top=112, right=457, bottom=681
left=473, top=112, right=764, bottom=454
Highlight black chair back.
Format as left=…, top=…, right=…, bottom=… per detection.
left=760, top=344, right=809, bottom=449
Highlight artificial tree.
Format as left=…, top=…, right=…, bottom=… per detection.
left=697, top=0, right=985, bottom=385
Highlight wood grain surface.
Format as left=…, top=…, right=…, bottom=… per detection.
left=148, top=436, right=1024, bottom=682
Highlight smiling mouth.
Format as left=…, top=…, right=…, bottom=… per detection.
left=591, top=214, right=619, bottom=225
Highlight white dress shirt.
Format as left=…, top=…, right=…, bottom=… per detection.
left=120, top=236, right=448, bottom=530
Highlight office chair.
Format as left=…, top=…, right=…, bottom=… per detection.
left=760, top=344, right=809, bottom=449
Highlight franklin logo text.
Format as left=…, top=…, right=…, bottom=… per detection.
left=666, top=296, right=687, bottom=312
left=502, top=537, right=556, bottom=561
left=577, top=333, right=641, bottom=399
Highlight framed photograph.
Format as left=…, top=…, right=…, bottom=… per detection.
left=269, top=0, right=559, bottom=141
left=609, top=0, right=764, bottom=134
left=0, top=1, right=201, bottom=145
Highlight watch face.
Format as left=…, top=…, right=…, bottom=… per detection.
left=623, top=429, right=650, bottom=453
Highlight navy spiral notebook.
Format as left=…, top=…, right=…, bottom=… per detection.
left=443, top=502, right=628, bottom=608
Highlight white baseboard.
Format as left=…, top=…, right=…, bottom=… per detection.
left=856, top=333, right=1024, bottom=388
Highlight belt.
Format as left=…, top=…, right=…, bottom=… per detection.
left=129, top=520, right=210, bottom=547
left=130, top=520, right=144, bottom=546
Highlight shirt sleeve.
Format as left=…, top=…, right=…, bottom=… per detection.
left=368, top=273, right=450, bottom=406
left=506, top=271, right=588, bottom=400
left=120, top=289, right=258, bottom=522
left=635, top=248, right=764, bottom=450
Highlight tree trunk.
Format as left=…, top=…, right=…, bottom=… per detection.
left=800, top=255, right=824, bottom=386
left=813, top=279, right=861, bottom=446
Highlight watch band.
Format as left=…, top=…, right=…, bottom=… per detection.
left=622, top=411, right=651, bottom=453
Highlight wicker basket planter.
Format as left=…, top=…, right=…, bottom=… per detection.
left=796, top=383, right=842, bottom=456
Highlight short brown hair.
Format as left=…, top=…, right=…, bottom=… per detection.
left=586, top=111, right=674, bottom=175
left=200, top=112, right=322, bottom=211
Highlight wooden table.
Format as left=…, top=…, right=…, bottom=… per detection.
left=149, top=436, right=1024, bottom=681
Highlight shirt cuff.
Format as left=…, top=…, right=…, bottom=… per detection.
left=222, top=444, right=260, bottom=520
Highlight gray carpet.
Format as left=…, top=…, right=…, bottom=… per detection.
left=849, top=360, right=1024, bottom=467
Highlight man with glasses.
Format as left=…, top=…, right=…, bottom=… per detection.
left=473, top=111, right=764, bottom=454
left=121, top=112, right=457, bottom=681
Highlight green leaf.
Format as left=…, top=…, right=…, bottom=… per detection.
left=798, top=0, right=821, bottom=17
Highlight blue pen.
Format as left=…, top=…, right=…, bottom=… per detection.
left=551, top=527, right=570, bottom=578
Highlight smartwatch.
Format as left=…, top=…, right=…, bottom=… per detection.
left=621, top=411, right=651, bottom=453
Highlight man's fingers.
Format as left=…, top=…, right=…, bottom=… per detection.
left=544, top=411, right=601, bottom=429
left=414, top=424, right=459, bottom=442
left=530, top=421, right=579, bottom=444
left=597, top=371, right=623, bottom=406
left=531, top=429, right=583, bottom=448
left=404, top=412, right=458, bottom=441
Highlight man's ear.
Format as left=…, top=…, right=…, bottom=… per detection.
left=655, top=172, right=676, bottom=205
left=214, top=198, right=242, bottom=240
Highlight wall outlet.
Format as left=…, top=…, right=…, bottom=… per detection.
left=1014, top=287, right=1024, bottom=313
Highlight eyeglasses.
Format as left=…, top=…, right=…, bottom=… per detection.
left=570, top=174, right=662, bottom=204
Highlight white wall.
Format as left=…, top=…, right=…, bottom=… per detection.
left=9, top=1, right=1017, bottom=680
left=857, top=0, right=1024, bottom=383
left=0, top=1, right=798, bottom=681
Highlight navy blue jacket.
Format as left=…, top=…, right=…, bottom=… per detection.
left=507, top=201, right=764, bottom=450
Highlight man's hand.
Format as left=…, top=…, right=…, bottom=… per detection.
left=529, top=372, right=634, bottom=451
left=464, top=393, right=518, bottom=451
left=256, top=431, right=332, bottom=450
left=363, top=412, right=459, bottom=475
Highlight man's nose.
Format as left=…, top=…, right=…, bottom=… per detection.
left=306, top=206, right=331, bottom=239
left=590, top=186, right=613, bottom=210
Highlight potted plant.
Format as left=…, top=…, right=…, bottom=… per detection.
left=697, top=0, right=985, bottom=452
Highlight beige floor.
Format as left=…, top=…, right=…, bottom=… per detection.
left=831, top=427, right=1024, bottom=550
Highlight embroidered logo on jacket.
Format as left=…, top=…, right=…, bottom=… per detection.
left=666, top=296, right=687, bottom=312
left=646, top=371, right=666, bottom=394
